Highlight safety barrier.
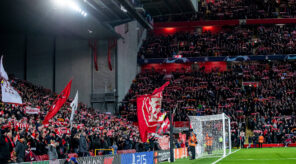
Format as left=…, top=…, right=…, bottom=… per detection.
left=244, top=143, right=296, bottom=148
left=154, top=150, right=170, bottom=163
left=95, top=148, right=114, bottom=156
left=174, top=147, right=188, bottom=159
left=121, top=151, right=154, bottom=164
left=19, top=148, right=189, bottom=164
left=117, top=149, right=136, bottom=154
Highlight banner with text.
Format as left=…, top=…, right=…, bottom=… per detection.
left=121, top=151, right=154, bottom=164
left=154, top=150, right=170, bottom=163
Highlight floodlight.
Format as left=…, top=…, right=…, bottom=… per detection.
left=52, top=0, right=88, bottom=17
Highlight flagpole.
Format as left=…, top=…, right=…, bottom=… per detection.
left=170, top=104, right=177, bottom=162
left=169, top=107, right=174, bottom=162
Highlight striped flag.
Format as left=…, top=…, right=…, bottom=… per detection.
left=70, top=91, right=78, bottom=129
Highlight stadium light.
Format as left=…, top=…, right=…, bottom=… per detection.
left=52, top=0, right=66, bottom=7
left=52, top=0, right=88, bottom=17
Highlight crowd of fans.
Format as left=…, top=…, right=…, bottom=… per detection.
left=139, top=24, right=296, bottom=59
left=0, top=76, right=161, bottom=163
left=154, top=0, right=296, bottom=22
left=121, top=61, right=296, bottom=147
left=0, top=62, right=295, bottom=163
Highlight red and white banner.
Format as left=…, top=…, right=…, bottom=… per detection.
left=25, top=106, right=40, bottom=114
left=0, top=56, right=22, bottom=104
left=55, top=127, right=70, bottom=136
left=137, top=81, right=170, bottom=142
left=158, top=135, right=170, bottom=150
left=15, top=123, right=29, bottom=129
left=1, top=80, right=22, bottom=104
left=43, top=80, right=72, bottom=124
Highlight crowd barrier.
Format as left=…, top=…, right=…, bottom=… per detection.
left=19, top=148, right=188, bottom=164
left=244, top=143, right=296, bottom=148
left=117, top=149, right=136, bottom=154
left=19, top=154, right=119, bottom=164
left=154, top=150, right=170, bottom=163
left=174, top=148, right=188, bottom=159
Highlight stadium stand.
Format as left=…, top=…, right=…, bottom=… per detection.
left=121, top=61, right=296, bottom=147
left=2, top=0, right=296, bottom=163
left=0, top=76, right=159, bottom=162
left=154, top=0, right=296, bottom=22
left=139, top=24, right=296, bottom=59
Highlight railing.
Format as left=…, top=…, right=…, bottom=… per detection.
left=95, top=148, right=114, bottom=156
left=17, top=148, right=188, bottom=164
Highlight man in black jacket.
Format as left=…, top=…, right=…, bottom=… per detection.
left=79, top=132, right=89, bottom=157
left=15, top=135, right=27, bottom=163
left=0, top=131, right=10, bottom=164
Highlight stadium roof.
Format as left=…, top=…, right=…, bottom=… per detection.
left=0, top=0, right=145, bottom=39
left=140, top=0, right=196, bottom=17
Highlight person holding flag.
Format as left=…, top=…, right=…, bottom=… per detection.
left=43, top=80, right=72, bottom=124
left=137, top=81, right=170, bottom=142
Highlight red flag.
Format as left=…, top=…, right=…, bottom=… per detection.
left=157, top=117, right=170, bottom=134
left=108, top=40, right=117, bottom=71
left=89, top=40, right=98, bottom=71
left=43, top=80, right=72, bottom=124
left=137, top=81, right=170, bottom=142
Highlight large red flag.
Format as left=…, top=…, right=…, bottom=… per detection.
left=137, top=81, right=170, bottom=142
left=43, top=80, right=72, bottom=124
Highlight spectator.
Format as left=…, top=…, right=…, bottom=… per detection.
left=154, top=0, right=296, bottom=22
left=139, top=24, right=296, bottom=59
left=0, top=131, right=10, bottom=164
left=15, top=135, right=26, bottom=163
left=48, top=140, right=58, bottom=160
left=79, top=132, right=89, bottom=157
left=111, top=142, right=118, bottom=154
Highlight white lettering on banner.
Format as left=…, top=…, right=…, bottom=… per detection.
left=132, top=154, right=147, bottom=164
left=1, top=80, right=22, bottom=104
left=25, top=106, right=40, bottom=114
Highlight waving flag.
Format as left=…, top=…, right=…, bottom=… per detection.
left=157, top=117, right=170, bottom=134
left=70, top=91, right=78, bottom=128
left=0, top=56, right=22, bottom=104
left=1, top=80, right=23, bottom=104
left=43, top=80, right=72, bottom=124
left=0, top=56, right=8, bottom=80
left=137, top=81, right=170, bottom=142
